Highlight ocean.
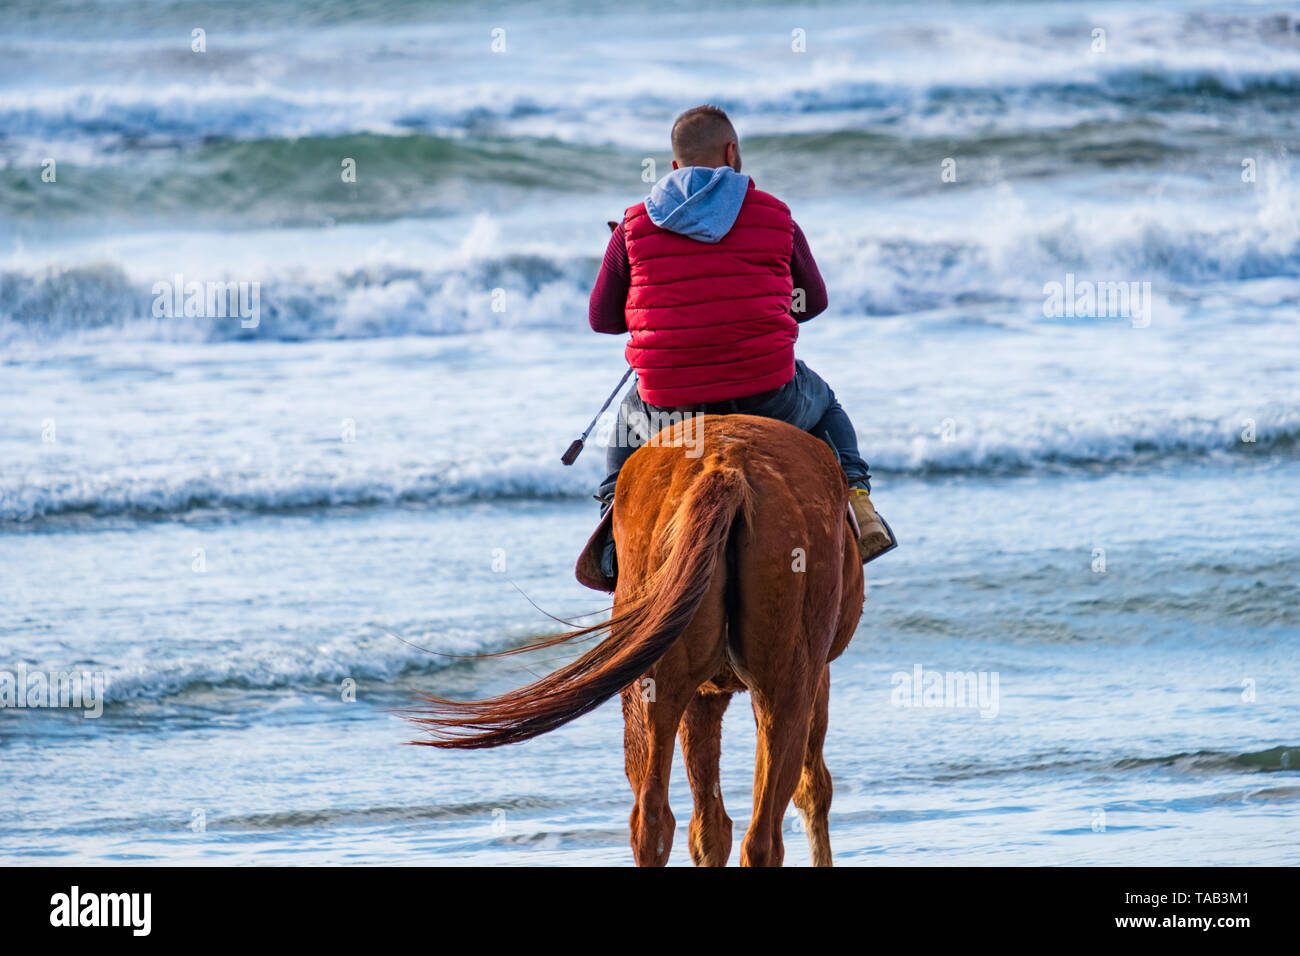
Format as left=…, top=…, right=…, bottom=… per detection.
left=1, top=0, right=1298, bottom=865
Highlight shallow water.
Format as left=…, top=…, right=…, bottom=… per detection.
left=3, top=450, right=1298, bottom=864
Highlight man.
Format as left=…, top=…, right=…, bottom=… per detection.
left=588, top=104, right=894, bottom=579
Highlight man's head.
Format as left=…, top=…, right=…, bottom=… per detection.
left=670, top=105, right=741, bottom=172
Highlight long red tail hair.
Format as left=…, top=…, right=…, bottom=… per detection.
left=408, top=465, right=750, bottom=748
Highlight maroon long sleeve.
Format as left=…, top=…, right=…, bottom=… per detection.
left=790, top=222, right=828, bottom=322
left=588, top=225, right=630, bottom=333
left=587, top=219, right=828, bottom=333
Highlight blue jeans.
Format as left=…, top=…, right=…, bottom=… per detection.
left=597, top=360, right=871, bottom=507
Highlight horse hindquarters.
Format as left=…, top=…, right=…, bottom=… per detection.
left=614, top=416, right=863, bottom=867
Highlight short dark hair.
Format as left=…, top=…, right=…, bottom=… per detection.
left=671, top=105, right=737, bottom=165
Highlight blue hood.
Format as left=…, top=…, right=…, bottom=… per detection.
left=644, top=166, right=751, bottom=243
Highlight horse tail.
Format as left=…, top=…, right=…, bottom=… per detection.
left=408, top=464, right=751, bottom=749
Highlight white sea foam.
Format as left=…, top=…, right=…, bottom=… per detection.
left=1, top=186, right=1296, bottom=347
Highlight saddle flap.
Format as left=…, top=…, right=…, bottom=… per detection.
left=575, top=508, right=617, bottom=592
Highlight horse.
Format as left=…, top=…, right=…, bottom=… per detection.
left=409, top=414, right=865, bottom=866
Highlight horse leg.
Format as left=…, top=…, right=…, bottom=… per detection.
left=625, top=670, right=694, bottom=866
left=624, top=557, right=729, bottom=866
left=620, top=684, right=649, bottom=797
left=793, top=665, right=834, bottom=867
left=741, top=679, right=814, bottom=867
left=678, top=690, right=733, bottom=866
left=624, top=659, right=711, bottom=868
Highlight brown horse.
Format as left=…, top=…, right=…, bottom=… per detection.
left=410, top=414, right=865, bottom=866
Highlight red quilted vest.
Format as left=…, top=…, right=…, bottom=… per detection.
left=623, top=181, right=797, bottom=407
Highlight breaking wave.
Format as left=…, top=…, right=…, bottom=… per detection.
left=2, top=200, right=1296, bottom=347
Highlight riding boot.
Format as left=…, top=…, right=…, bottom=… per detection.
left=849, top=488, right=897, bottom=564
